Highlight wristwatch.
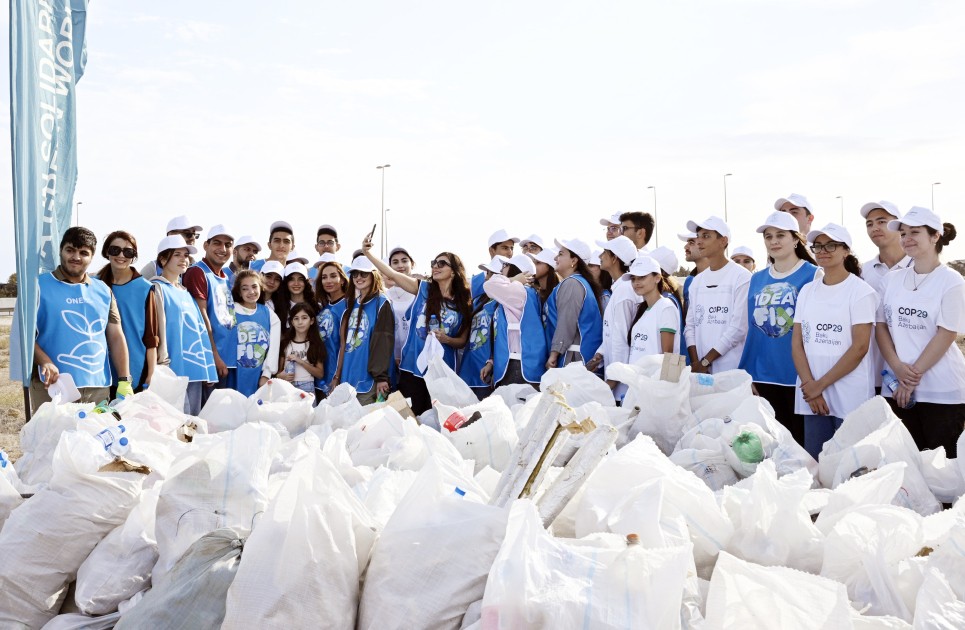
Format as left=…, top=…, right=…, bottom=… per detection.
left=700, top=358, right=711, bottom=368
left=118, top=376, right=132, bottom=382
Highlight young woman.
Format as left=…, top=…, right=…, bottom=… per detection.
left=481, top=254, right=548, bottom=387
left=627, top=256, right=681, bottom=363
left=384, top=246, right=417, bottom=366
left=792, top=224, right=877, bottom=459
left=95, top=230, right=159, bottom=393
left=231, top=269, right=281, bottom=397
left=150, top=235, right=217, bottom=415
left=530, top=247, right=560, bottom=322
left=337, top=257, right=395, bottom=404
left=459, top=258, right=501, bottom=397
left=875, top=207, right=964, bottom=457
left=362, top=236, right=472, bottom=416
left=587, top=250, right=613, bottom=311
left=313, top=260, right=349, bottom=398
left=545, top=238, right=604, bottom=369
left=276, top=302, right=326, bottom=395
left=739, top=212, right=818, bottom=447
left=260, top=260, right=285, bottom=313
left=276, top=262, right=313, bottom=334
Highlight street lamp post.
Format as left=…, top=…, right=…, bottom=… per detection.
left=835, top=196, right=843, bottom=225
left=647, top=185, right=657, bottom=247
left=376, top=164, right=391, bottom=257
left=723, top=174, right=732, bottom=222
left=75, top=201, right=82, bottom=226
left=932, top=182, right=941, bottom=210
left=385, top=208, right=390, bottom=251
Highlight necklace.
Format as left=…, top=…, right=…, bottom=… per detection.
left=912, top=270, right=932, bottom=292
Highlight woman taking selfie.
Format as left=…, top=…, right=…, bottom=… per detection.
left=337, top=257, right=395, bottom=404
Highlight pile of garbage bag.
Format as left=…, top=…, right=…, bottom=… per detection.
left=0, top=358, right=962, bottom=629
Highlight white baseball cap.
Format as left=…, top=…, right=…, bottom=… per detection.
left=505, top=253, right=536, bottom=275
left=677, top=230, right=697, bottom=242
left=234, top=235, right=262, bottom=253
left=270, top=220, right=294, bottom=234
left=554, top=238, right=592, bottom=264
left=478, top=256, right=504, bottom=275
left=756, top=211, right=800, bottom=234
left=807, top=223, right=853, bottom=248
left=284, top=262, right=310, bottom=278
left=859, top=200, right=900, bottom=219
left=628, top=256, right=661, bottom=277
left=774, top=193, right=814, bottom=214
left=599, top=212, right=622, bottom=227
left=731, top=246, right=755, bottom=261
left=686, top=216, right=731, bottom=240
left=589, top=250, right=602, bottom=266
left=286, top=251, right=310, bottom=265
left=594, top=235, right=637, bottom=265
left=649, top=246, right=678, bottom=275
left=166, top=215, right=202, bottom=233
left=261, top=261, right=285, bottom=276
left=156, top=235, right=198, bottom=256
left=488, top=229, right=520, bottom=248
left=350, top=256, right=376, bottom=273
left=315, top=252, right=340, bottom=265
left=529, top=247, right=558, bottom=267
left=205, top=224, right=234, bottom=242
left=888, top=206, right=942, bottom=232
left=519, top=234, right=544, bottom=249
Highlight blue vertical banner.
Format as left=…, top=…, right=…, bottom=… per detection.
left=8, top=0, right=88, bottom=386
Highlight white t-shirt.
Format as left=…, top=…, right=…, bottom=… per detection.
left=862, top=254, right=913, bottom=387
left=283, top=340, right=314, bottom=382
left=794, top=273, right=879, bottom=417
left=877, top=264, right=965, bottom=405
left=683, top=260, right=751, bottom=373
left=386, top=285, right=416, bottom=362
left=597, top=274, right=642, bottom=365
left=628, top=297, right=680, bottom=364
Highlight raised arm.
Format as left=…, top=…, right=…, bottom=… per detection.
left=362, top=235, right=419, bottom=294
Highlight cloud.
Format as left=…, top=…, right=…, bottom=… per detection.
left=169, top=20, right=225, bottom=43
left=272, top=66, right=431, bottom=100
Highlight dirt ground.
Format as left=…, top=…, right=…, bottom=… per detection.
left=1, top=325, right=964, bottom=464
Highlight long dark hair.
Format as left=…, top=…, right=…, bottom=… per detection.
left=96, top=230, right=139, bottom=286
left=275, top=271, right=313, bottom=330
left=572, top=256, right=604, bottom=314
left=426, top=252, right=472, bottom=336
left=313, top=261, right=349, bottom=306
left=533, top=262, right=560, bottom=304
left=280, top=302, right=325, bottom=367
left=627, top=273, right=676, bottom=344
left=766, top=230, right=816, bottom=266
left=341, top=270, right=386, bottom=346
left=843, top=251, right=862, bottom=276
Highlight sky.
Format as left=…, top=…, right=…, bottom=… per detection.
left=2, top=0, right=964, bottom=279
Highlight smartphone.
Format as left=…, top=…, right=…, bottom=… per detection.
left=367, top=224, right=377, bottom=240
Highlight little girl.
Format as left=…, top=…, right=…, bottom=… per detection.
left=276, top=302, right=326, bottom=394
left=232, top=269, right=281, bottom=396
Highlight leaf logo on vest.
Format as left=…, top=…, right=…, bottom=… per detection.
left=469, top=310, right=492, bottom=351
left=345, top=308, right=370, bottom=353
left=752, top=281, right=797, bottom=338
left=317, top=309, right=335, bottom=341
left=896, top=305, right=928, bottom=331
left=181, top=310, right=216, bottom=369
left=56, top=310, right=108, bottom=375
left=236, top=321, right=269, bottom=368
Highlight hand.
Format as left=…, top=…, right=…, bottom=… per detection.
left=605, top=378, right=618, bottom=391
left=39, top=362, right=59, bottom=387
left=751, top=382, right=759, bottom=396
left=362, top=235, right=374, bottom=253
left=432, top=330, right=452, bottom=346
left=511, top=273, right=532, bottom=284
left=691, top=360, right=708, bottom=374
left=585, top=353, right=603, bottom=372
left=214, top=355, right=228, bottom=378
left=800, top=379, right=825, bottom=402
left=275, top=371, right=295, bottom=383
left=116, top=380, right=134, bottom=399
left=287, top=353, right=302, bottom=364
left=376, top=381, right=390, bottom=396
left=808, top=394, right=830, bottom=416
left=480, top=362, right=493, bottom=384
left=895, top=383, right=915, bottom=408
left=545, top=353, right=559, bottom=370
left=894, top=362, right=922, bottom=387
left=258, top=376, right=268, bottom=387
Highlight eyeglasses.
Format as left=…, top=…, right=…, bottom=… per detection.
left=430, top=259, right=451, bottom=269
left=619, top=225, right=639, bottom=234
left=317, top=239, right=337, bottom=247
left=605, top=225, right=621, bottom=234
left=810, top=242, right=843, bottom=253
left=107, top=245, right=137, bottom=258
left=176, top=231, right=200, bottom=240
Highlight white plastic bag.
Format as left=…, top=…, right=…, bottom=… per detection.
left=74, top=486, right=160, bottom=615
left=541, top=362, right=616, bottom=409
left=246, top=396, right=314, bottom=437
left=0, top=431, right=146, bottom=628
left=607, top=358, right=692, bottom=455
left=40, top=611, right=122, bottom=630
left=481, top=500, right=693, bottom=630
left=443, top=395, right=519, bottom=473
left=198, top=388, right=250, bottom=433
left=919, top=447, right=965, bottom=504
left=250, top=377, right=313, bottom=403
left=671, top=444, right=740, bottom=491
left=15, top=401, right=95, bottom=487
left=358, top=456, right=508, bottom=630
left=425, top=353, right=479, bottom=408
left=223, top=444, right=377, bottom=628
left=146, top=365, right=189, bottom=414
left=0, top=452, right=25, bottom=532
left=312, top=382, right=365, bottom=430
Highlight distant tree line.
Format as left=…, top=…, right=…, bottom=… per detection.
left=0, top=273, right=16, bottom=298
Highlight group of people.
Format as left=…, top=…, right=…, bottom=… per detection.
left=30, top=193, right=965, bottom=461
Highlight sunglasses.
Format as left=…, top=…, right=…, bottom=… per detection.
left=107, top=245, right=137, bottom=259
left=430, top=259, right=451, bottom=269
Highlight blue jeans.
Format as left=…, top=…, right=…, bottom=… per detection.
left=804, top=414, right=843, bottom=460
left=184, top=381, right=203, bottom=416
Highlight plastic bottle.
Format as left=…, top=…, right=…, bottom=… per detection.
left=882, top=370, right=916, bottom=408
left=429, top=314, right=440, bottom=333
left=285, top=359, right=297, bottom=376
left=95, top=424, right=130, bottom=456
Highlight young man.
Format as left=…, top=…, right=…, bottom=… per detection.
left=308, top=224, right=341, bottom=281
left=730, top=246, right=756, bottom=272
left=182, top=225, right=237, bottom=393
left=860, top=200, right=912, bottom=392
left=226, top=235, right=262, bottom=285
left=599, top=212, right=622, bottom=241
left=470, top=229, right=519, bottom=300
left=250, top=221, right=295, bottom=273
left=32, top=227, right=132, bottom=413
left=140, top=215, right=202, bottom=277
left=683, top=216, right=751, bottom=374
left=774, top=193, right=815, bottom=236
left=619, top=211, right=655, bottom=251
left=520, top=234, right=544, bottom=255
left=680, top=230, right=708, bottom=314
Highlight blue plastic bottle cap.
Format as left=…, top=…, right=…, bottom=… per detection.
left=117, top=424, right=126, bottom=433
left=118, top=437, right=129, bottom=447
left=257, top=399, right=263, bottom=405
left=78, top=411, right=87, bottom=419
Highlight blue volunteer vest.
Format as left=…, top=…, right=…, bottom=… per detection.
left=153, top=280, right=218, bottom=383
left=493, top=286, right=548, bottom=383
left=111, top=276, right=153, bottom=389
left=316, top=298, right=347, bottom=394
left=193, top=260, right=237, bottom=368
left=235, top=304, right=272, bottom=396
left=340, top=294, right=390, bottom=394
left=739, top=262, right=817, bottom=386
left=458, top=300, right=497, bottom=388
left=544, top=274, right=603, bottom=367
left=400, top=281, right=464, bottom=376
left=470, top=272, right=485, bottom=301
left=37, top=273, right=113, bottom=388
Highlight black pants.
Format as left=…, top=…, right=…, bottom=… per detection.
left=398, top=370, right=432, bottom=416
left=886, top=399, right=964, bottom=458
left=754, top=382, right=805, bottom=449
left=496, top=359, right=527, bottom=388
